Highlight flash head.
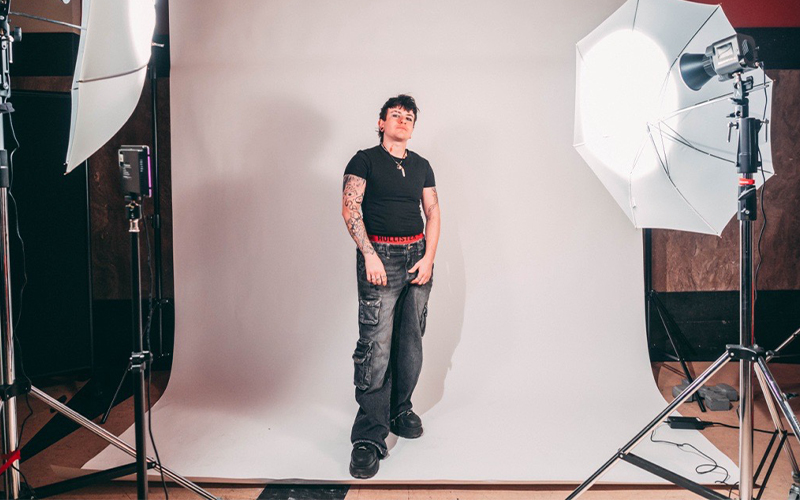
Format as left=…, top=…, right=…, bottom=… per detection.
left=679, top=34, right=759, bottom=91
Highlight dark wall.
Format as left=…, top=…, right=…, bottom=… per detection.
left=7, top=91, right=94, bottom=377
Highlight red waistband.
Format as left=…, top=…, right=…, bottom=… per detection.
left=368, top=233, right=424, bottom=244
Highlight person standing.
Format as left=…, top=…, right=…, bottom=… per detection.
left=341, top=94, right=440, bottom=479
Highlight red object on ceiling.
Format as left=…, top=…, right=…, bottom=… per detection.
left=689, top=0, right=800, bottom=28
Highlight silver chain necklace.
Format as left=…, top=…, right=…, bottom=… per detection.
left=381, top=144, right=407, bottom=178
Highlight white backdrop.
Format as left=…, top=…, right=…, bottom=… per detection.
left=88, top=0, right=737, bottom=483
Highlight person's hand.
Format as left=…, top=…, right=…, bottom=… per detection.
left=409, top=257, right=433, bottom=285
left=365, top=253, right=388, bottom=286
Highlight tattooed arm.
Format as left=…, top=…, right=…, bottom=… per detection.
left=341, top=174, right=374, bottom=254
left=342, top=174, right=387, bottom=286
left=410, top=186, right=440, bottom=285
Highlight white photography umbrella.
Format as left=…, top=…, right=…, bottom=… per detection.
left=65, top=0, right=156, bottom=173
left=574, top=0, right=773, bottom=235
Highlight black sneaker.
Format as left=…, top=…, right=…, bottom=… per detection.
left=349, top=443, right=379, bottom=479
left=390, top=410, right=423, bottom=439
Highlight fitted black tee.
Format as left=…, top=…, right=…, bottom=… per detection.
left=344, top=145, right=436, bottom=237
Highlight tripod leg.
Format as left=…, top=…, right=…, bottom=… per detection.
left=567, top=350, right=731, bottom=499
left=753, top=360, right=800, bottom=477
left=754, top=358, right=800, bottom=446
left=101, top=361, right=132, bottom=424
left=29, top=386, right=219, bottom=500
left=650, top=292, right=706, bottom=412
left=768, top=326, right=800, bottom=362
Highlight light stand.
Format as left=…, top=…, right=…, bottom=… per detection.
left=735, top=69, right=758, bottom=500
left=125, top=195, right=149, bottom=499
left=0, top=7, right=22, bottom=498
left=568, top=71, right=800, bottom=500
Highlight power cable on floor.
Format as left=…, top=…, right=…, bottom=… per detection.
left=649, top=424, right=732, bottom=485
left=708, top=420, right=795, bottom=437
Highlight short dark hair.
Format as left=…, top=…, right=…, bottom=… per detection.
left=378, top=94, right=419, bottom=142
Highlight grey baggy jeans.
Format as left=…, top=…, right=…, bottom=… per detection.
left=350, top=239, right=432, bottom=456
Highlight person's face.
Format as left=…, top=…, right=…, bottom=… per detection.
left=379, top=106, right=415, bottom=143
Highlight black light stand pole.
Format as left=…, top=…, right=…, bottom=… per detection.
left=148, top=54, right=164, bottom=357
left=126, top=197, right=150, bottom=500
left=0, top=8, right=20, bottom=498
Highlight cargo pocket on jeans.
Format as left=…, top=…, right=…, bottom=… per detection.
left=353, top=338, right=373, bottom=390
left=358, top=297, right=381, bottom=326
left=420, top=304, right=428, bottom=337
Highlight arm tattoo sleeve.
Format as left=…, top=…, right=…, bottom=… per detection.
left=342, top=174, right=375, bottom=255
left=425, top=187, right=439, bottom=218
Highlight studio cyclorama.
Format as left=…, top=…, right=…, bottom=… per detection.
left=0, top=0, right=798, bottom=499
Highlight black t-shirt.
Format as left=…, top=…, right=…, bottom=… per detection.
left=344, top=145, right=436, bottom=237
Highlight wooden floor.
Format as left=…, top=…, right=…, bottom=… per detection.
left=13, top=361, right=800, bottom=499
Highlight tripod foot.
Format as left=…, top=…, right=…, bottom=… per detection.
left=788, top=483, right=800, bottom=500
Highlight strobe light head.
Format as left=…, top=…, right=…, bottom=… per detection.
left=679, top=34, right=759, bottom=91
